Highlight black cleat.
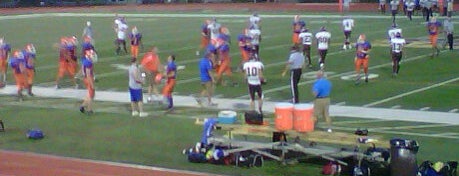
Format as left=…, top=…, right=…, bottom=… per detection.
left=79, top=106, right=85, bottom=113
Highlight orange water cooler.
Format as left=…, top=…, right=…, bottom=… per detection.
left=293, top=104, right=314, bottom=132
left=274, top=103, right=294, bottom=131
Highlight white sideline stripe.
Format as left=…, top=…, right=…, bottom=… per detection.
left=0, top=150, right=217, bottom=176
left=449, top=109, right=459, bottom=113
left=332, top=126, right=459, bottom=139
left=332, top=119, right=390, bottom=125
left=238, top=52, right=435, bottom=99
left=390, top=105, right=401, bottom=109
left=420, top=107, right=431, bottom=111
left=335, top=102, right=346, bottom=106
left=364, top=76, right=459, bottom=107
left=371, top=124, right=454, bottom=130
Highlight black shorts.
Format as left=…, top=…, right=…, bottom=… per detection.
left=248, top=84, right=262, bottom=101
left=392, top=52, right=402, bottom=62
left=344, top=31, right=352, bottom=39
left=115, top=39, right=126, bottom=45
left=302, top=44, right=311, bottom=55
left=318, top=49, right=328, bottom=59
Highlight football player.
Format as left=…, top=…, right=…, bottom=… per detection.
left=115, top=19, right=128, bottom=55
left=427, top=17, right=442, bottom=58
left=23, top=44, right=36, bottom=96
left=79, top=49, right=96, bottom=115
left=315, top=27, right=331, bottom=70
left=162, top=54, right=177, bottom=111
left=129, top=26, right=143, bottom=59
left=9, top=50, right=27, bottom=101
left=298, top=27, right=313, bottom=68
left=243, top=55, right=264, bottom=113
left=342, top=16, right=354, bottom=50
left=354, top=34, right=372, bottom=84
left=141, top=46, right=163, bottom=102
left=292, top=15, right=306, bottom=46
left=248, top=24, right=261, bottom=56
left=0, top=37, right=11, bottom=87
left=198, top=20, right=211, bottom=56
left=390, top=32, right=406, bottom=77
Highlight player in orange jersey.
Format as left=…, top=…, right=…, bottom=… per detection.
left=354, top=34, right=372, bottom=85
left=55, top=37, right=78, bottom=89
left=292, top=15, right=306, bottom=46
left=9, top=50, right=27, bottom=101
left=23, top=44, right=36, bottom=96
left=129, top=26, right=143, bottom=59
left=426, top=17, right=442, bottom=58
left=141, top=46, right=163, bottom=102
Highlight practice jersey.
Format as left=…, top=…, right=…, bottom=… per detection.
left=249, top=15, right=261, bottom=27
left=390, top=38, right=406, bottom=53
left=355, top=41, right=372, bottom=59
left=388, top=28, right=402, bottom=41
left=292, top=20, right=305, bottom=34
left=427, top=21, right=442, bottom=35
left=166, top=61, right=177, bottom=80
left=22, top=50, right=36, bottom=69
left=0, top=44, right=11, bottom=59
left=243, top=60, right=264, bottom=85
left=117, top=23, right=128, bottom=40
left=207, top=22, right=222, bottom=40
left=248, top=29, right=261, bottom=46
left=342, top=18, right=354, bottom=32
left=130, top=33, right=142, bottom=46
left=81, top=56, right=94, bottom=77
left=315, top=31, right=331, bottom=50
left=10, top=55, right=25, bottom=74
left=298, top=31, right=313, bottom=45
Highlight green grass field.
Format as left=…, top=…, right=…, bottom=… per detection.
left=1, top=10, right=458, bottom=176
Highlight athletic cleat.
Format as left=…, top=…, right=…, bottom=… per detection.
left=132, top=111, right=139, bottom=117
left=348, top=45, right=352, bottom=49
left=79, top=106, right=85, bottom=113
left=86, top=110, right=94, bottom=115
left=327, top=128, right=333, bottom=133
left=55, top=85, right=60, bottom=89
left=342, top=45, right=347, bottom=50
left=28, top=92, right=34, bottom=96
left=147, top=96, right=152, bottom=103
left=208, top=102, right=218, bottom=107
left=139, top=112, right=149, bottom=117
left=365, top=77, right=369, bottom=83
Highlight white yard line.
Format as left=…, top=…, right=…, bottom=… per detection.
left=332, top=126, right=459, bottom=139
left=363, top=76, right=459, bottom=107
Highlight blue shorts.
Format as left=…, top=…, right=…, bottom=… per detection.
left=129, top=88, right=143, bottom=102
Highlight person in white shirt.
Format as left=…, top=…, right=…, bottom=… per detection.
left=243, top=56, right=264, bottom=113
left=406, top=0, right=416, bottom=20
left=298, top=27, right=313, bottom=68
left=115, top=22, right=128, bottom=55
left=248, top=12, right=261, bottom=29
left=248, top=25, right=261, bottom=56
left=207, top=18, right=221, bottom=41
left=387, top=23, right=402, bottom=42
left=380, top=0, right=387, bottom=14
left=315, top=27, right=331, bottom=70
left=390, top=32, right=406, bottom=77
left=342, top=16, right=354, bottom=50
left=390, top=0, right=399, bottom=23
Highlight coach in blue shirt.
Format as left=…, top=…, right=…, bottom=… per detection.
left=198, top=52, right=217, bottom=106
left=312, top=71, right=332, bottom=132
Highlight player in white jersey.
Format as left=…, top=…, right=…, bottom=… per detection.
left=207, top=18, right=222, bottom=41
left=115, top=22, right=128, bottom=55
left=390, top=32, right=406, bottom=77
left=342, top=16, right=354, bottom=50
left=248, top=12, right=261, bottom=29
left=298, top=27, right=313, bottom=68
left=243, top=56, right=264, bottom=113
left=315, top=27, right=331, bottom=70
left=388, top=24, right=402, bottom=41
left=248, top=25, right=261, bottom=56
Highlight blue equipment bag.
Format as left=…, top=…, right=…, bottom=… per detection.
left=27, top=129, right=44, bottom=139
